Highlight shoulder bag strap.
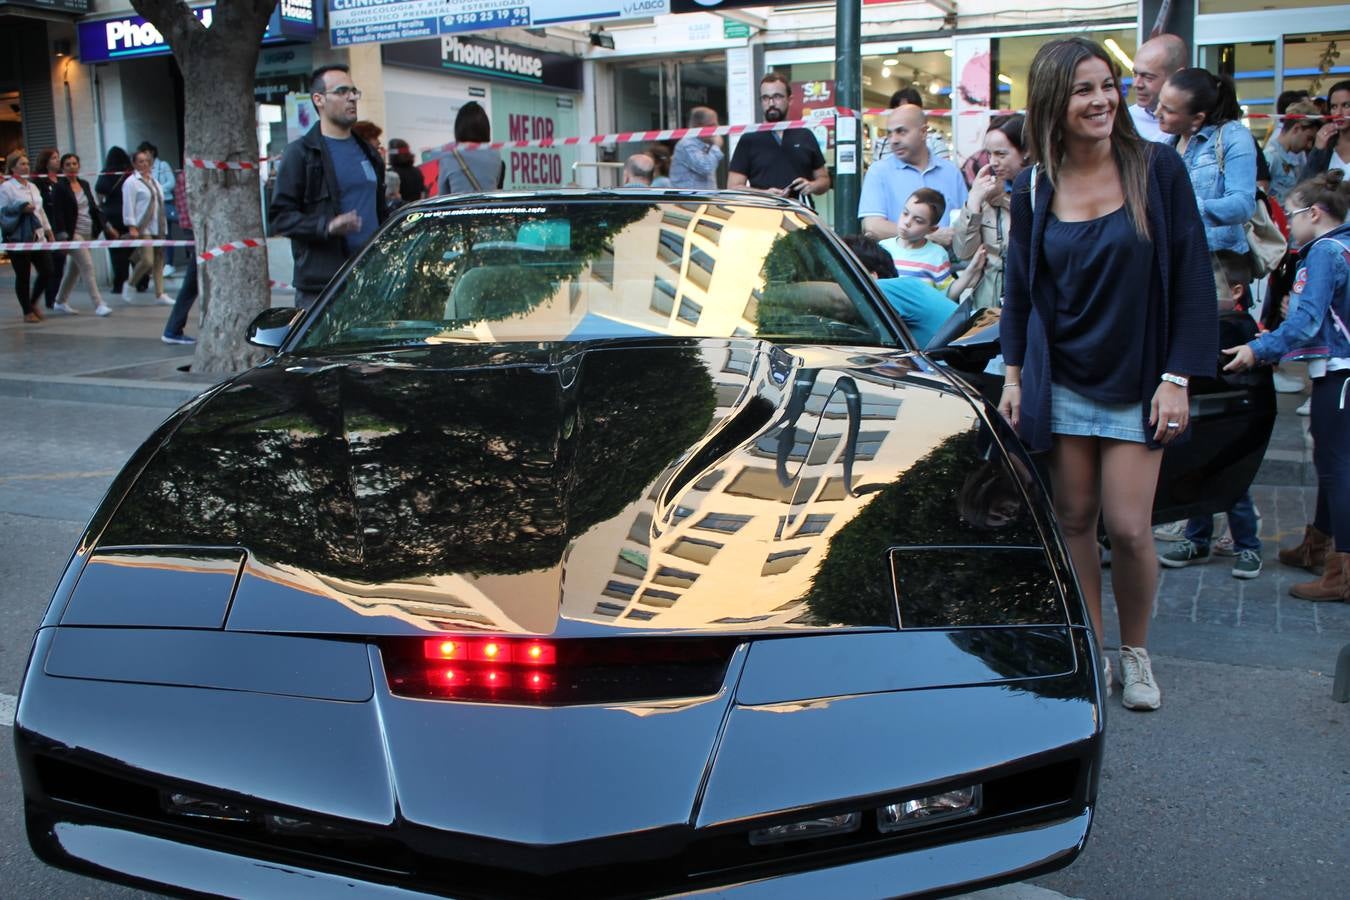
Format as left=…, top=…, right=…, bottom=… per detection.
left=451, top=148, right=483, bottom=193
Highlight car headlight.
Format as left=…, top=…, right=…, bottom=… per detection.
left=877, top=785, right=981, bottom=833
left=749, top=812, right=861, bottom=845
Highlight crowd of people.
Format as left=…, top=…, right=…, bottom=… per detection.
left=1, top=139, right=197, bottom=343
left=3, top=39, right=1347, bottom=693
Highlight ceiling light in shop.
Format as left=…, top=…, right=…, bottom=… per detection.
left=943, top=49, right=953, bottom=58
left=882, top=67, right=892, bottom=78
left=884, top=59, right=898, bottom=66
left=1104, top=38, right=1134, bottom=71
left=997, top=74, right=1013, bottom=86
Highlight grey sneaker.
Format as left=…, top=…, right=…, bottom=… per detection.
left=1119, top=646, right=1161, bottom=710
left=1232, top=549, right=1262, bottom=579
left=1160, top=539, right=1210, bottom=568
left=1152, top=520, right=1188, bottom=541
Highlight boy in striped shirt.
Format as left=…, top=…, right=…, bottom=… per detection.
left=879, top=188, right=956, bottom=294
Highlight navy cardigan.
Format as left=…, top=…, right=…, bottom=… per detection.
left=999, top=145, right=1217, bottom=453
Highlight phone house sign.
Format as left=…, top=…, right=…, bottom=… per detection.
left=77, top=2, right=316, bottom=63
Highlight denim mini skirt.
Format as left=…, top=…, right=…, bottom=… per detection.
left=1049, top=382, right=1148, bottom=443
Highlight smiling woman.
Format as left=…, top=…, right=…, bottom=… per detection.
left=1001, top=37, right=1216, bottom=713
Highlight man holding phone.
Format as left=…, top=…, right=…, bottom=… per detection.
left=728, top=73, right=830, bottom=204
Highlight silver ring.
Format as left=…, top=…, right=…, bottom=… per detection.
left=1166, top=422, right=1180, bottom=429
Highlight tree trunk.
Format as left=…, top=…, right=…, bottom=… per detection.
left=132, top=0, right=278, bottom=373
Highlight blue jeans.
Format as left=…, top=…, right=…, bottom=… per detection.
left=1311, top=370, right=1350, bottom=553
left=1185, top=490, right=1260, bottom=552
left=164, top=232, right=196, bottom=338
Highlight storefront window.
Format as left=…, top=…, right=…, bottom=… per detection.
left=1200, top=41, right=1279, bottom=142
left=993, top=30, right=1137, bottom=116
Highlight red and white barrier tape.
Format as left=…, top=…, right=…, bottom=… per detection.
left=423, top=108, right=1345, bottom=153
left=0, top=238, right=194, bottom=251
left=429, top=116, right=838, bottom=153
left=196, top=238, right=266, bottom=263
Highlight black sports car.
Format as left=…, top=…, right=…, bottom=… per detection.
left=14, top=191, right=1265, bottom=898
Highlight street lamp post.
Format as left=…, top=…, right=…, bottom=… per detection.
left=833, top=0, right=862, bottom=232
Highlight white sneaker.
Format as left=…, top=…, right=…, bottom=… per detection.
left=163, top=264, right=176, bottom=277
left=119, top=286, right=132, bottom=303
left=1119, top=646, right=1161, bottom=710
left=1296, top=397, right=1311, bottom=416
left=155, top=294, right=175, bottom=306
left=1272, top=370, right=1304, bottom=393
left=94, top=303, right=112, bottom=317
left=53, top=302, right=78, bottom=315
left=1153, top=520, right=1188, bottom=541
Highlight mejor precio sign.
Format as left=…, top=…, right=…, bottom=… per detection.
left=327, top=0, right=671, bottom=47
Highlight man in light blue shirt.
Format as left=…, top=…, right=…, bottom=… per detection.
left=670, top=106, right=723, bottom=189
left=858, top=105, right=967, bottom=246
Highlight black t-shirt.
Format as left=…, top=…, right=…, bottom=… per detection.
left=728, top=128, right=825, bottom=191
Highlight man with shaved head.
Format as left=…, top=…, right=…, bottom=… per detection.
left=858, top=104, right=967, bottom=244
left=1131, top=33, right=1189, bottom=142
left=623, top=153, right=655, bottom=187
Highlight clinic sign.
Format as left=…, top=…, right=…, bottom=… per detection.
left=328, top=0, right=672, bottom=47
left=381, top=36, right=583, bottom=92
left=77, top=2, right=317, bottom=64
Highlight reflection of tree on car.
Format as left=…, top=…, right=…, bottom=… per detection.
left=803, top=426, right=1044, bottom=628
left=105, top=344, right=716, bottom=582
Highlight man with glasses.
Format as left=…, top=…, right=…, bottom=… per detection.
left=270, top=64, right=387, bottom=309
left=727, top=73, right=830, bottom=204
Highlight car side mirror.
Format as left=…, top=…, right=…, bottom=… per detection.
left=246, top=307, right=306, bottom=349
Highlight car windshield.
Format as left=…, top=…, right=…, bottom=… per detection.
left=296, top=199, right=899, bottom=352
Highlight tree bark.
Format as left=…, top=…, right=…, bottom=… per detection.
left=132, top=0, right=278, bottom=373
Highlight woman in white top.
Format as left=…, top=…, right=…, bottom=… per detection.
left=121, top=149, right=171, bottom=304
left=51, top=153, right=112, bottom=316
left=0, top=150, right=55, bottom=322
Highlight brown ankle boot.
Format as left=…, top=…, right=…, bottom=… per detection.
left=1290, top=551, right=1349, bottom=602
left=1278, top=525, right=1332, bottom=574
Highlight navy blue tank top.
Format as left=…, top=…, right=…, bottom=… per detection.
left=1041, top=205, right=1154, bottom=403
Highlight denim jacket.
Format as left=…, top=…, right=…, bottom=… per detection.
left=1178, top=122, right=1257, bottom=255
left=1250, top=222, right=1350, bottom=364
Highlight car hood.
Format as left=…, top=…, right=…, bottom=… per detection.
left=94, top=339, right=1048, bottom=636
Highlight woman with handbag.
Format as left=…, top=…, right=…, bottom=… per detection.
left=95, top=146, right=134, bottom=295
left=1155, top=69, right=1260, bottom=299
left=50, top=153, right=113, bottom=316
left=1, top=151, right=55, bottom=322
left=999, top=38, right=1215, bottom=711
left=438, top=102, right=504, bottom=195
left=31, top=148, right=66, bottom=312
left=121, top=148, right=172, bottom=305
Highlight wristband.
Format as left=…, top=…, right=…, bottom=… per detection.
left=1002, top=382, right=1019, bottom=390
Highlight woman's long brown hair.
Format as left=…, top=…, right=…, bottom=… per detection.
left=1024, top=37, right=1152, bottom=239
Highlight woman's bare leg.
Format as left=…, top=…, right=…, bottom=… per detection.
left=1050, top=435, right=1104, bottom=637
left=1099, top=439, right=1164, bottom=647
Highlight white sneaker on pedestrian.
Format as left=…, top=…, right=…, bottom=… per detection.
left=1272, top=370, right=1303, bottom=393
left=1119, top=646, right=1161, bottom=710
left=94, top=303, right=112, bottom=317
left=1153, top=520, right=1188, bottom=541
left=155, top=294, right=175, bottom=306
left=1296, top=397, right=1311, bottom=416
left=163, top=264, right=176, bottom=278
left=53, top=302, right=78, bottom=315
left=119, top=286, right=132, bottom=303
